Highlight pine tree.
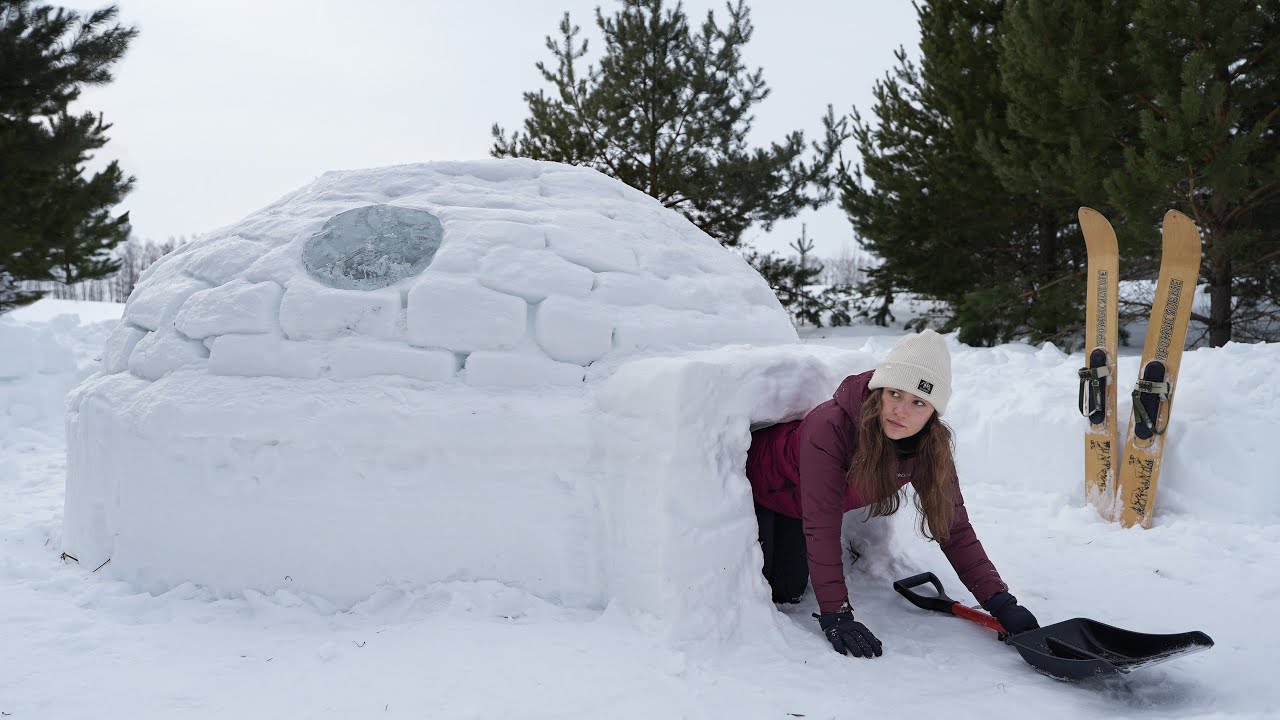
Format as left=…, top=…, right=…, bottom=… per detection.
left=841, top=0, right=1080, bottom=345
left=989, top=1, right=1142, bottom=213
left=789, top=223, right=815, bottom=271
left=980, top=0, right=1151, bottom=341
left=996, top=0, right=1280, bottom=345
left=744, top=243, right=852, bottom=328
left=0, top=1, right=136, bottom=314
left=1116, top=1, right=1279, bottom=345
left=492, top=0, right=848, bottom=247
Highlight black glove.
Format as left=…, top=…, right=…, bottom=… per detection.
left=982, top=591, right=1039, bottom=635
left=814, top=603, right=883, bottom=658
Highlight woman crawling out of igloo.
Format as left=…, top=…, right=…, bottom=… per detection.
left=744, top=330, right=1040, bottom=658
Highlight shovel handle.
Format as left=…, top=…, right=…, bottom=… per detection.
left=893, top=572, right=956, bottom=611
left=893, top=572, right=1008, bottom=635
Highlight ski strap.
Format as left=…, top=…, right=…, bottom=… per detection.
left=1077, top=366, right=1110, bottom=417
left=1135, top=379, right=1171, bottom=396
left=1132, top=380, right=1173, bottom=435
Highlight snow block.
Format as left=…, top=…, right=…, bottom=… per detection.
left=123, top=274, right=210, bottom=331
left=590, top=345, right=873, bottom=642
left=127, top=326, right=209, bottom=381
left=63, top=371, right=151, bottom=565
left=464, top=351, right=586, bottom=387
left=64, top=374, right=603, bottom=610
left=406, top=273, right=527, bottom=351
left=546, top=224, right=639, bottom=273
left=328, top=338, right=456, bottom=382
left=427, top=220, right=547, bottom=274
left=242, top=244, right=299, bottom=286
left=208, top=334, right=324, bottom=379
left=279, top=280, right=401, bottom=341
left=477, top=246, right=596, bottom=302
left=537, top=166, right=633, bottom=200
left=631, top=244, right=703, bottom=280
left=99, top=323, right=148, bottom=374
left=174, top=279, right=284, bottom=339
left=613, top=305, right=796, bottom=354
left=183, top=236, right=267, bottom=285
left=589, top=271, right=667, bottom=307
left=534, top=296, right=614, bottom=366
left=592, top=271, right=720, bottom=314
left=134, top=241, right=194, bottom=286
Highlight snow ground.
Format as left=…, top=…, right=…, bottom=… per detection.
left=2, top=300, right=1276, bottom=719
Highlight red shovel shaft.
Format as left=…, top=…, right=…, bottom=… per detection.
left=893, top=571, right=1008, bottom=635
left=952, top=603, right=1007, bottom=634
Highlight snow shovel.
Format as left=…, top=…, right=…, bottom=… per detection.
left=892, top=572, right=1214, bottom=681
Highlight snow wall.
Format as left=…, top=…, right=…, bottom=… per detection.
left=62, top=159, right=873, bottom=643
left=2, top=311, right=111, bottom=482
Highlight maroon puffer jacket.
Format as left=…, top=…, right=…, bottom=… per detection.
left=745, top=370, right=1007, bottom=614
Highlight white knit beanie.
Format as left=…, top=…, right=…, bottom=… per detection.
left=868, top=329, right=953, bottom=415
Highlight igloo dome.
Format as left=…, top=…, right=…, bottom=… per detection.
left=63, top=159, right=839, bottom=640
left=91, top=160, right=793, bottom=387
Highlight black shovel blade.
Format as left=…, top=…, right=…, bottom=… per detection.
left=1007, top=617, right=1214, bottom=681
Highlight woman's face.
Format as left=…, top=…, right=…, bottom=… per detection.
left=879, top=388, right=936, bottom=439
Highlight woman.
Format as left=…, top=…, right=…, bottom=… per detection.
left=745, top=330, right=1038, bottom=658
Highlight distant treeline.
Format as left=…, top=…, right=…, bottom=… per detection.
left=18, top=236, right=183, bottom=304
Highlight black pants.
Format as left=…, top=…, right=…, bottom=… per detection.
left=755, top=503, right=809, bottom=603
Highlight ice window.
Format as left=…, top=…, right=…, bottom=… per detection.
left=302, top=205, right=444, bottom=290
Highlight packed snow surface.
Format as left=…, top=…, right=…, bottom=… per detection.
left=2, top=299, right=1277, bottom=718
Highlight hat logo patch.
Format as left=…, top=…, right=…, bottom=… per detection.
left=917, top=379, right=934, bottom=395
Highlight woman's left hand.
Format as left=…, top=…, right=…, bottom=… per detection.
left=982, top=591, right=1039, bottom=635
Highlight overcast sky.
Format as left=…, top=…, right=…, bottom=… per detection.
left=63, top=0, right=920, bottom=259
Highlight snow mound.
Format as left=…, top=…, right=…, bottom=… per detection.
left=2, top=309, right=117, bottom=485
left=63, top=159, right=821, bottom=642
left=0, top=318, right=77, bottom=380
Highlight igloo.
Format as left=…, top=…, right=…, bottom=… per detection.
left=64, top=159, right=867, bottom=641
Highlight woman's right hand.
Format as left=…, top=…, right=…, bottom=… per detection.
left=982, top=591, right=1039, bottom=635
left=815, top=603, right=883, bottom=658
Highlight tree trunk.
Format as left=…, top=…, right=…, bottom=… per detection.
left=1208, top=226, right=1232, bottom=347
left=1039, top=217, right=1059, bottom=280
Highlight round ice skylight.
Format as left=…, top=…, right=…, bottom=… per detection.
left=302, top=205, right=443, bottom=290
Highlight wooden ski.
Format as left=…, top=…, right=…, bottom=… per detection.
left=1115, top=210, right=1202, bottom=528
left=1077, top=208, right=1120, bottom=520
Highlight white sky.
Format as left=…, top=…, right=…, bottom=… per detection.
left=63, top=0, right=920, bottom=259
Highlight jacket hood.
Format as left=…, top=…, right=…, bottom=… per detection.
left=832, top=370, right=875, bottom=420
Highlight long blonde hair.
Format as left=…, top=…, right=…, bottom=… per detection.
left=846, top=388, right=958, bottom=541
